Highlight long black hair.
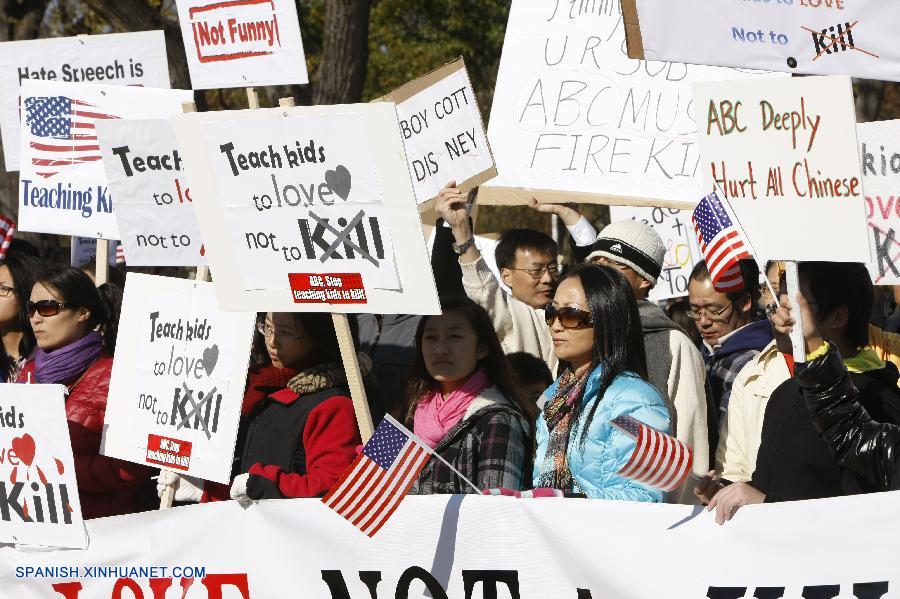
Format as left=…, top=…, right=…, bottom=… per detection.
left=0, top=249, right=42, bottom=378
left=563, top=264, right=648, bottom=445
left=250, top=312, right=343, bottom=368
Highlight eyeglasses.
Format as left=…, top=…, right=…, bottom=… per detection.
left=543, top=304, right=594, bottom=329
left=0, top=285, right=14, bottom=298
left=509, top=263, right=560, bottom=280
left=27, top=300, right=71, bottom=317
left=686, top=301, right=734, bottom=322
left=256, top=321, right=307, bottom=342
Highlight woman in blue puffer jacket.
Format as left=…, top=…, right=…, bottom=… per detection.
left=534, top=263, right=670, bottom=501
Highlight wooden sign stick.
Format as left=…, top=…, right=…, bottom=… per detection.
left=785, top=261, right=806, bottom=364
left=246, top=87, right=260, bottom=110
left=94, top=239, right=110, bottom=286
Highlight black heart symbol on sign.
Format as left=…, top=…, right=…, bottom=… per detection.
left=202, top=345, right=219, bottom=376
left=325, top=165, right=352, bottom=201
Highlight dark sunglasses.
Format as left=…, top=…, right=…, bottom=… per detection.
left=27, top=300, right=71, bottom=317
left=543, top=304, right=594, bottom=329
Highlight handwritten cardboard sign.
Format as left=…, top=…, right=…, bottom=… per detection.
left=479, top=0, right=783, bottom=208
left=17, top=81, right=193, bottom=240
left=0, top=31, right=170, bottom=171
left=172, top=102, right=441, bottom=314
left=630, top=0, right=900, bottom=82
left=694, top=75, right=868, bottom=263
left=858, top=120, right=900, bottom=284
left=96, top=119, right=206, bottom=266
left=0, top=384, right=86, bottom=549
left=102, top=274, right=255, bottom=483
left=175, top=0, right=308, bottom=89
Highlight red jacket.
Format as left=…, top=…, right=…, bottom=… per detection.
left=19, top=356, right=152, bottom=519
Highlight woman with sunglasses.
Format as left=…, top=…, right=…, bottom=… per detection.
left=534, top=264, right=670, bottom=500
left=0, top=248, right=42, bottom=382
left=18, top=266, right=151, bottom=518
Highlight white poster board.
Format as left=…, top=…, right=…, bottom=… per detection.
left=609, top=205, right=698, bottom=301
left=633, top=0, right=900, bottom=82
left=480, top=0, right=784, bottom=207
left=96, top=119, right=206, bottom=266
left=70, top=237, right=118, bottom=268
left=0, top=384, right=86, bottom=549
left=694, top=75, right=868, bottom=263
left=858, top=120, right=900, bottom=285
left=102, top=274, right=255, bottom=484
left=0, top=31, right=170, bottom=171
left=172, top=102, right=441, bottom=314
left=175, top=0, right=308, bottom=90
left=17, top=81, right=194, bottom=240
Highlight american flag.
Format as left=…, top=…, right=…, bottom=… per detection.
left=0, top=216, right=15, bottom=261
left=692, top=189, right=754, bottom=292
left=115, top=243, right=126, bottom=265
left=23, top=96, right=119, bottom=178
left=322, top=415, right=431, bottom=537
left=612, top=414, right=692, bottom=492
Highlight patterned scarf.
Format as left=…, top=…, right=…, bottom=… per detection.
left=536, top=366, right=593, bottom=491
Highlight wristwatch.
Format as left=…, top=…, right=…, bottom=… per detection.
left=452, top=237, right=476, bottom=255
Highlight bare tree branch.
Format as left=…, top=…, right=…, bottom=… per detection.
left=313, top=0, right=371, bottom=105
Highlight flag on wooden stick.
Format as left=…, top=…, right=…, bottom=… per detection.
left=612, top=415, right=692, bottom=492
left=0, top=215, right=15, bottom=261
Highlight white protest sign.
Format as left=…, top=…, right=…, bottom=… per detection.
left=858, top=121, right=900, bottom=285
left=384, top=59, right=495, bottom=204
left=175, top=0, right=308, bottom=90
left=479, top=0, right=783, bottom=207
left=96, top=119, right=206, bottom=266
left=609, top=205, right=698, bottom=301
left=173, top=102, right=441, bottom=314
left=18, top=81, right=194, bottom=240
left=694, top=75, right=868, bottom=262
left=69, top=237, right=118, bottom=268
left=0, top=31, right=170, bottom=171
left=0, top=384, right=86, bottom=549
left=103, top=274, right=254, bottom=483
left=632, top=0, right=900, bottom=82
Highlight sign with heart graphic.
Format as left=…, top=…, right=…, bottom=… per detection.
left=325, top=165, right=352, bottom=201
left=857, top=120, right=900, bottom=285
left=104, top=274, right=255, bottom=484
left=11, top=433, right=35, bottom=467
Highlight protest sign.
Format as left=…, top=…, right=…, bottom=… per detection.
left=628, top=0, right=900, bottom=82
left=609, top=205, right=698, bottom=300
left=0, top=384, right=86, bottom=549
left=96, top=119, right=206, bottom=266
left=17, top=81, right=194, bottom=240
left=70, top=237, right=118, bottom=268
left=858, top=120, right=900, bottom=285
left=172, top=102, right=441, bottom=314
left=0, top=31, right=170, bottom=171
left=479, top=0, right=783, bottom=208
left=175, top=0, right=308, bottom=90
left=382, top=59, right=495, bottom=205
left=694, top=75, right=868, bottom=263
left=102, top=274, right=254, bottom=484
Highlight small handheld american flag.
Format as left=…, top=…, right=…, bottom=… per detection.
left=323, top=415, right=431, bottom=537
left=0, top=216, right=15, bottom=261
left=692, top=189, right=755, bottom=293
left=612, top=415, right=692, bottom=492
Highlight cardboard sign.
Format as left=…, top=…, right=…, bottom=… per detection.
left=694, top=75, right=868, bottom=263
left=96, top=119, right=206, bottom=266
left=858, top=120, right=900, bottom=284
left=175, top=0, right=308, bottom=90
left=0, top=384, right=86, bottom=549
left=102, top=274, right=255, bottom=483
left=17, top=81, right=194, bottom=240
left=0, top=31, right=170, bottom=171
left=609, top=205, right=698, bottom=301
left=172, top=102, right=441, bottom=314
left=630, top=0, right=900, bottom=82
left=70, top=237, right=119, bottom=268
left=382, top=59, right=496, bottom=204
left=479, top=0, right=783, bottom=208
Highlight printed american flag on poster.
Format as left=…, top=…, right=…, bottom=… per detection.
left=0, top=215, right=15, bottom=260
left=612, top=414, right=692, bottom=492
left=323, top=415, right=431, bottom=537
left=23, top=96, right=119, bottom=178
left=691, top=189, right=755, bottom=293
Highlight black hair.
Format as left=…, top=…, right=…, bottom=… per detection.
left=666, top=299, right=702, bottom=347
left=798, top=262, right=873, bottom=350
left=0, top=250, right=42, bottom=379
left=689, top=258, right=761, bottom=306
left=506, top=351, right=553, bottom=390
left=251, top=312, right=344, bottom=368
left=494, top=229, right=559, bottom=271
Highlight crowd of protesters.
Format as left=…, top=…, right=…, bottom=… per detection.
left=6, top=181, right=900, bottom=524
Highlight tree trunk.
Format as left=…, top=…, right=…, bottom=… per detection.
left=312, top=0, right=371, bottom=105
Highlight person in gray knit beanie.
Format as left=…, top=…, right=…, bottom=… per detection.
left=585, top=220, right=666, bottom=295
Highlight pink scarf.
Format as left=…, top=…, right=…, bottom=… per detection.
left=414, top=369, right=489, bottom=448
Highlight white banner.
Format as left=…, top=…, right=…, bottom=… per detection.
left=18, top=81, right=193, bottom=240
left=633, top=0, right=900, bottom=82
left=858, top=120, right=900, bottom=285
left=481, top=0, right=783, bottom=206
left=0, top=31, right=170, bottom=171
left=0, top=384, right=86, bottom=550
left=96, top=119, right=207, bottom=266
left=103, top=274, right=255, bottom=484
left=175, top=0, right=308, bottom=90
left=2, top=493, right=899, bottom=597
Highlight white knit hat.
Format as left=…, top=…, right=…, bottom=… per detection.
left=585, top=220, right=666, bottom=284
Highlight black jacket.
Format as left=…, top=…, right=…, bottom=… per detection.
left=798, top=345, right=900, bottom=492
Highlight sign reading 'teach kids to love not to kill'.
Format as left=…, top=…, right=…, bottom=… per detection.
left=857, top=120, right=900, bottom=285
